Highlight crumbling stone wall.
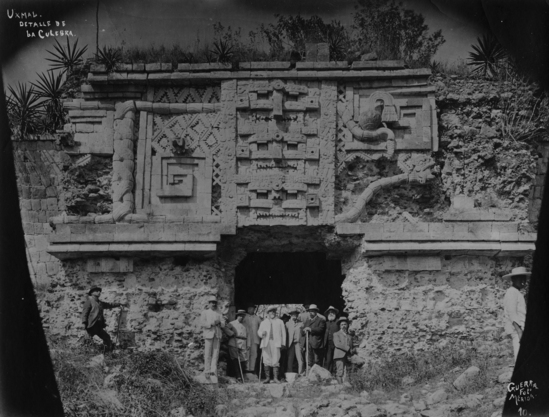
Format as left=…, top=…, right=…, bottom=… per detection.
left=342, top=249, right=524, bottom=358
left=39, top=257, right=232, bottom=360
left=13, top=140, right=66, bottom=285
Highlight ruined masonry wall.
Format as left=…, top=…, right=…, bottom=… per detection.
left=13, top=141, right=65, bottom=286
left=342, top=250, right=521, bottom=358
left=40, top=257, right=232, bottom=359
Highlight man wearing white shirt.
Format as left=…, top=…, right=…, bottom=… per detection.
left=200, top=295, right=225, bottom=379
left=258, top=306, right=287, bottom=383
left=503, top=267, right=530, bottom=363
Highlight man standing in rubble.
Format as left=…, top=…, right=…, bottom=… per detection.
left=503, top=266, right=530, bottom=363
left=243, top=304, right=261, bottom=375
left=333, top=317, right=354, bottom=384
left=302, top=304, right=326, bottom=369
left=286, top=308, right=304, bottom=375
left=258, top=306, right=286, bottom=383
left=225, top=309, right=249, bottom=381
left=323, top=306, right=340, bottom=373
left=200, top=295, right=225, bottom=379
left=81, top=286, right=123, bottom=352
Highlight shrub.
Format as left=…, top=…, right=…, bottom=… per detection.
left=347, top=340, right=489, bottom=392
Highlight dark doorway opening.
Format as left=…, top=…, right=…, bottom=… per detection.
left=234, top=252, right=345, bottom=313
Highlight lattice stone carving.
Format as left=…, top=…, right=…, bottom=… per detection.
left=232, top=79, right=335, bottom=226
left=153, top=86, right=220, bottom=104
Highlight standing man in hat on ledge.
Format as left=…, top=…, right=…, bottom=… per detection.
left=503, top=266, right=530, bottom=363
left=258, top=306, right=286, bottom=383
left=81, top=286, right=123, bottom=352
left=323, top=306, right=340, bottom=373
left=200, top=295, right=225, bottom=379
left=333, top=317, right=354, bottom=383
left=302, top=304, right=326, bottom=369
left=243, top=304, right=261, bottom=375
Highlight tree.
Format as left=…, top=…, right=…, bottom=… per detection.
left=260, top=15, right=351, bottom=61
left=352, top=0, right=445, bottom=66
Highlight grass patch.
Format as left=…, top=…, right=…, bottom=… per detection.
left=50, top=337, right=225, bottom=417
left=347, top=339, right=491, bottom=393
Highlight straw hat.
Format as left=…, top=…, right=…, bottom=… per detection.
left=503, top=267, right=531, bottom=279
left=207, top=295, right=218, bottom=303
left=308, top=304, right=319, bottom=312
left=235, top=309, right=246, bottom=317
left=337, top=317, right=349, bottom=325
left=267, top=305, right=277, bottom=313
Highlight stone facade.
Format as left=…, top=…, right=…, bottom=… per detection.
left=13, top=61, right=541, bottom=360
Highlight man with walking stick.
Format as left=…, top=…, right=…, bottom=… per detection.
left=302, top=304, right=326, bottom=372
left=225, top=309, right=249, bottom=382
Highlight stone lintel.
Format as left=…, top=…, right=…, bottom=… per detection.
left=47, top=242, right=217, bottom=260
left=361, top=241, right=534, bottom=257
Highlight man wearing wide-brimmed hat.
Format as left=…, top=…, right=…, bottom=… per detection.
left=302, top=304, right=326, bottom=369
left=285, top=308, right=304, bottom=375
left=81, top=286, right=123, bottom=352
left=333, top=317, right=354, bottom=384
left=243, top=304, right=261, bottom=374
left=258, top=306, right=286, bottom=383
left=225, top=309, right=249, bottom=381
left=503, top=266, right=530, bottom=362
left=323, top=306, right=340, bottom=373
left=200, top=295, right=225, bottom=378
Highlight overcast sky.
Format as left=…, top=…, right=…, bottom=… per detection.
left=2, top=0, right=482, bottom=87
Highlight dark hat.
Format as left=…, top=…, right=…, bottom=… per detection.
left=337, top=317, right=349, bottom=325
left=267, top=305, right=278, bottom=313
left=235, top=309, right=246, bottom=317
left=88, top=286, right=102, bottom=295
left=325, top=306, right=339, bottom=316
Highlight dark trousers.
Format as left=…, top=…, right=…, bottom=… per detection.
left=306, top=343, right=324, bottom=368
left=86, top=322, right=113, bottom=351
left=324, top=341, right=335, bottom=373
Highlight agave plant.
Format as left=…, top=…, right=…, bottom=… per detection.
left=467, top=33, right=507, bottom=78
left=6, top=83, right=43, bottom=137
left=46, top=38, right=88, bottom=76
left=95, top=46, right=122, bottom=72
left=210, top=39, right=234, bottom=63
left=32, top=71, right=67, bottom=132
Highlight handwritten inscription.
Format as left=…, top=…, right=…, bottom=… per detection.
left=507, top=380, right=538, bottom=415
left=7, top=9, right=74, bottom=38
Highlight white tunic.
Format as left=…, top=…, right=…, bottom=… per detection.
left=503, top=286, right=526, bottom=334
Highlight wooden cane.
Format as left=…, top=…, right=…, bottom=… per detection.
left=237, top=354, right=245, bottom=382
left=306, top=332, right=309, bottom=376
left=258, top=349, right=263, bottom=382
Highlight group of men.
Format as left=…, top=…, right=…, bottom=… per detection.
left=199, top=297, right=355, bottom=383
left=80, top=265, right=529, bottom=377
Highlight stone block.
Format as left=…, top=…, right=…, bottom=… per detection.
left=362, top=223, right=384, bottom=240
left=467, top=223, right=492, bottom=240
left=114, top=224, right=147, bottom=242
left=145, top=224, right=166, bottom=241
left=46, top=261, right=59, bottom=275
left=336, top=223, right=365, bottom=235
left=453, top=366, right=480, bottom=390
left=408, top=256, right=442, bottom=271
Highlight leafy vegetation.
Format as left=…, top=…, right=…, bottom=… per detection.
left=467, top=33, right=507, bottom=78
left=95, top=46, right=122, bottom=72
left=6, top=83, right=43, bottom=137
left=50, top=337, right=224, bottom=417
left=32, top=71, right=67, bottom=132
left=46, top=38, right=88, bottom=77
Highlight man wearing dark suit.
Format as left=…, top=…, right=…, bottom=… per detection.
left=333, top=317, right=354, bottom=384
left=323, top=306, right=339, bottom=373
left=302, top=304, right=326, bottom=369
left=81, top=286, right=122, bottom=352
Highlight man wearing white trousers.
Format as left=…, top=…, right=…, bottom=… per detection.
left=503, top=266, right=530, bottom=363
left=200, top=295, right=225, bottom=379
left=258, top=306, right=286, bottom=383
